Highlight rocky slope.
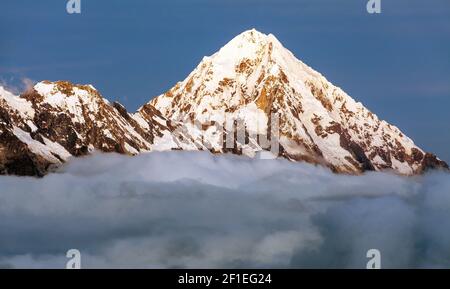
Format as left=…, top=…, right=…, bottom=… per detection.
left=147, top=29, right=448, bottom=175
left=0, top=81, right=194, bottom=176
left=1, top=29, right=447, bottom=176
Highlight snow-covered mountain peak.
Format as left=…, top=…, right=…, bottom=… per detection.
left=0, top=80, right=201, bottom=176
left=205, top=29, right=285, bottom=77
left=209, top=28, right=315, bottom=80
left=220, top=29, right=275, bottom=52
left=31, top=81, right=103, bottom=107
left=148, top=30, right=448, bottom=175
left=222, top=29, right=282, bottom=49
left=1, top=31, right=448, bottom=176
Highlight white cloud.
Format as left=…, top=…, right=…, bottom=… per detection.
left=0, top=151, right=449, bottom=268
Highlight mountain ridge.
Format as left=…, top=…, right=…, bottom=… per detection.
left=1, top=29, right=448, bottom=176
left=0, top=81, right=198, bottom=175
left=147, top=29, right=448, bottom=174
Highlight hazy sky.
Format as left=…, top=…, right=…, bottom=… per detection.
left=1, top=0, right=449, bottom=161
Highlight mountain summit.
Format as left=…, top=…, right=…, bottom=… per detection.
left=1, top=29, right=448, bottom=176
left=147, top=29, right=447, bottom=174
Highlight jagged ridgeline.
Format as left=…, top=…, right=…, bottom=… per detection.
left=0, top=30, right=448, bottom=176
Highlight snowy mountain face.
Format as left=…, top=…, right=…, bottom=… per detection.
left=0, top=81, right=189, bottom=176
left=0, top=30, right=448, bottom=176
left=148, top=29, right=447, bottom=175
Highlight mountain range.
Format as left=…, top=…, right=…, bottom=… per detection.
left=0, top=29, right=447, bottom=176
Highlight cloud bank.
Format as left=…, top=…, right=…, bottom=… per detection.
left=0, top=151, right=449, bottom=268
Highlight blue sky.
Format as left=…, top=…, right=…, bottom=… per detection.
left=1, top=0, right=449, bottom=161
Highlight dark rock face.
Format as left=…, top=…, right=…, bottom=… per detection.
left=421, top=153, right=449, bottom=172
left=0, top=130, right=52, bottom=176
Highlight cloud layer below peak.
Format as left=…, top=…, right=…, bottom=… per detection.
left=0, top=151, right=449, bottom=268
